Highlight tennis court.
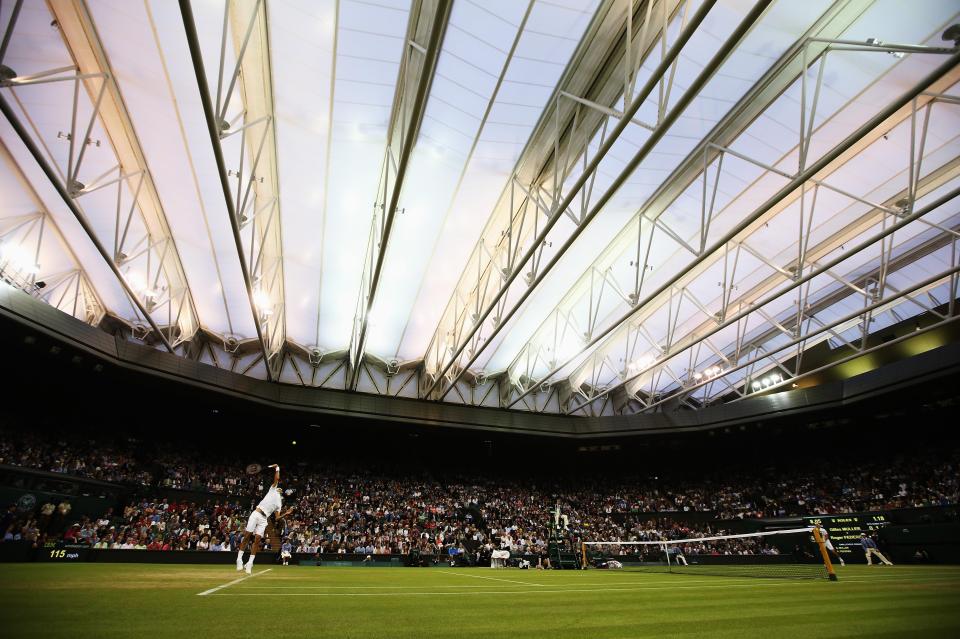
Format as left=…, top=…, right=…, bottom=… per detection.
left=1, top=564, right=957, bottom=638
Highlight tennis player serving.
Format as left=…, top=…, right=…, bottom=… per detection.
left=236, top=463, right=292, bottom=573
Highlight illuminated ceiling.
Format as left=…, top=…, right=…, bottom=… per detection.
left=1, top=0, right=958, bottom=417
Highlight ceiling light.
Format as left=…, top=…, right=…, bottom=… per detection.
left=252, top=288, right=272, bottom=315
left=126, top=272, right=156, bottom=299
left=751, top=381, right=761, bottom=391
left=0, top=242, right=40, bottom=274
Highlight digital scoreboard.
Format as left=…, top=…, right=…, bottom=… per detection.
left=803, top=513, right=889, bottom=560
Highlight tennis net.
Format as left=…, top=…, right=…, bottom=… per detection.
left=582, top=527, right=836, bottom=580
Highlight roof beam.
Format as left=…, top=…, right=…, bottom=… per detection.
left=504, top=6, right=957, bottom=410
left=0, top=93, right=174, bottom=350
left=0, top=0, right=208, bottom=350
left=179, top=0, right=286, bottom=381
left=347, top=0, right=452, bottom=390
left=422, top=0, right=726, bottom=400
left=553, top=52, right=960, bottom=414
left=646, top=253, right=960, bottom=414
left=502, top=0, right=876, bottom=407
left=0, top=138, right=106, bottom=326
left=608, top=174, right=960, bottom=415
left=55, top=0, right=201, bottom=346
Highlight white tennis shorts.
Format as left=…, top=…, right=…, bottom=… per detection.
left=824, top=539, right=836, bottom=552
left=245, top=511, right=268, bottom=536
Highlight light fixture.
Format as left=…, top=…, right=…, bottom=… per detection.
left=627, top=355, right=654, bottom=375
left=126, top=271, right=156, bottom=300
left=252, top=288, right=273, bottom=318
left=751, top=381, right=761, bottom=390
left=0, top=242, right=40, bottom=274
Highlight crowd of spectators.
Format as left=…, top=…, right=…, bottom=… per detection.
left=0, top=430, right=151, bottom=486
left=1, top=427, right=958, bottom=558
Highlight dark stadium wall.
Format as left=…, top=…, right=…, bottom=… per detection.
left=3, top=394, right=960, bottom=476
left=881, top=523, right=960, bottom=564
left=4, top=282, right=960, bottom=441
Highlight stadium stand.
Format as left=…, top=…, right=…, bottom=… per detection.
left=1, top=425, right=956, bottom=563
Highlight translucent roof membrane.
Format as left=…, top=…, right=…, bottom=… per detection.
left=270, top=0, right=337, bottom=347
left=315, top=0, right=410, bottom=352
left=365, top=0, right=533, bottom=359
left=139, top=0, right=258, bottom=339
left=385, top=0, right=600, bottom=362
left=87, top=0, right=245, bottom=337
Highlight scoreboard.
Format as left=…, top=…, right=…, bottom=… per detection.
left=803, top=513, right=889, bottom=560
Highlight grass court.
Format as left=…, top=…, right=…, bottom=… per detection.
left=0, top=563, right=957, bottom=638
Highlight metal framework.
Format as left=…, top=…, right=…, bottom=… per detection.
left=0, top=0, right=200, bottom=349
left=347, top=0, right=451, bottom=390
left=501, top=1, right=878, bottom=404
left=0, top=138, right=104, bottom=326
left=2, top=0, right=959, bottom=420
left=511, top=43, right=960, bottom=414
left=179, top=0, right=287, bottom=380
left=421, top=0, right=729, bottom=399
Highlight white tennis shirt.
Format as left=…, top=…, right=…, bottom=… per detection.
left=257, top=486, right=283, bottom=517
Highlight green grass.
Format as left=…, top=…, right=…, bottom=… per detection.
left=0, top=563, right=958, bottom=638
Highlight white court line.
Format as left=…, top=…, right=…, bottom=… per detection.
left=234, top=576, right=788, bottom=590
left=197, top=568, right=273, bottom=596
left=437, top=570, right=545, bottom=586
left=212, top=577, right=916, bottom=597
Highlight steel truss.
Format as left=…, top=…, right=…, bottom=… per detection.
left=180, top=0, right=287, bottom=380
left=518, top=44, right=960, bottom=415
left=0, top=0, right=200, bottom=350
left=421, top=0, right=739, bottom=401
left=501, top=2, right=880, bottom=404
left=346, top=0, right=451, bottom=390
left=0, top=138, right=104, bottom=326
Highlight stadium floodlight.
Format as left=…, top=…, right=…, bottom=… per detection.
left=751, top=381, right=761, bottom=391
left=0, top=242, right=40, bottom=274
left=125, top=271, right=156, bottom=301
left=627, top=355, right=655, bottom=374
left=252, top=289, right=273, bottom=316
left=762, top=378, right=771, bottom=387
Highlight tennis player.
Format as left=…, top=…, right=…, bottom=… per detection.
left=236, top=464, right=292, bottom=573
left=816, top=524, right=845, bottom=567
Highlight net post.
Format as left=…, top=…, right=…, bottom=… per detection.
left=811, top=526, right=838, bottom=581
left=581, top=542, right=587, bottom=570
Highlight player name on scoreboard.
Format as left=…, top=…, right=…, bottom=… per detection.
left=803, top=513, right=889, bottom=556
